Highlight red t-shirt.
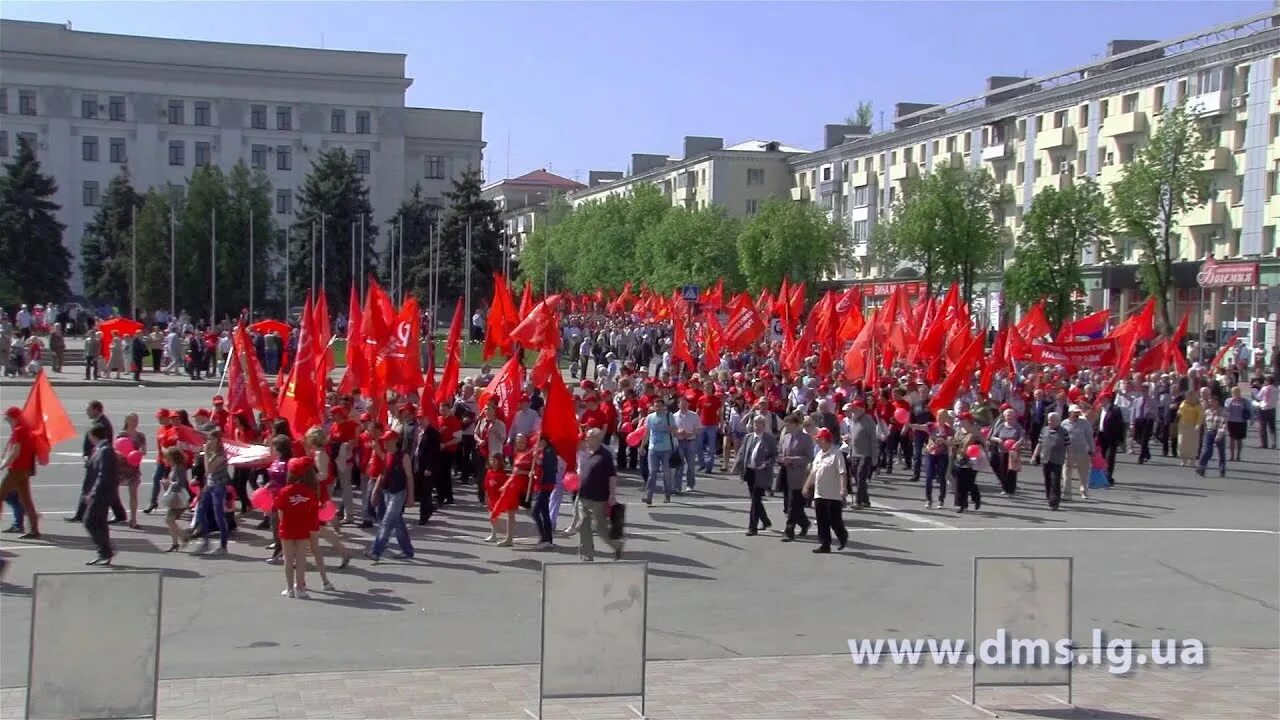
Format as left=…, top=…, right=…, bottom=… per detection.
left=580, top=406, right=607, bottom=430
left=156, top=425, right=178, bottom=465
left=330, top=420, right=358, bottom=444
left=273, top=482, right=318, bottom=540
left=6, top=424, right=36, bottom=472
left=697, top=394, right=723, bottom=427
left=439, top=416, right=462, bottom=451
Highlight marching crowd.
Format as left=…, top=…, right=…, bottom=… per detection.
left=1, top=307, right=1278, bottom=592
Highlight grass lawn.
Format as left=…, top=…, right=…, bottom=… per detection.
left=329, top=338, right=495, bottom=368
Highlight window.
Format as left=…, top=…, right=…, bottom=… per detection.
left=1237, top=64, right=1251, bottom=93
left=168, top=140, right=185, bottom=166
left=1100, top=99, right=1109, bottom=120
left=425, top=155, right=445, bottom=178
left=1016, top=119, right=1026, bottom=140
left=0, top=131, right=7, bottom=157
left=852, top=159, right=860, bottom=172
left=81, top=135, right=98, bottom=162
left=1204, top=120, right=1223, bottom=147
left=1271, top=161, right=1280, bottom=195
left=1193, top=68, right=1223, bottom=95
left=1079, top=104, right=1090, bottom=126
left=109, top=137, right=126, bottom=163
left=1271, top=114, right=1280, bottom=141
left=276, top=106, right=292, bottom=131
left=276, top=145, right=291, bottom=171
left=195, top=141, right=211, bottom=167
left=83, top=180, right=100, bottom=207
left=747, top=168, right=765, bottom=185
left=0, top=89, right=7, bottom=114
left=167, top=99, right=184, bottom=125
left=945, top=136, right=956, bottom=153
left=19, top=90, right=36, bottom=115
left=699, top=168, right=706, bottom=184
left=851, top=185, right=869, bottom=207
left=1119, top=142, right=1136, bottom=164
left=1054, top=109, right=1067, bottom=128
left=250, top=105, right=267, bottom=129
left=1121, top=93, right=1139, bottom=114
left=1034, top=158, right=1042, bottom=179
left=903, top=147, right=913, bottom=164
left=81, top=94, right=98, bottom=119
left=1176, top=79, right=1188, bottom=103
left=745, top=198, right=759, bottom=216
left=1231, top=174, right=1244, bottom=205
left=1016, top=161, right=1025, bottom=183
left=851, top=220, right=869, bottom=242
left=963, top=133, right=972, bottom=152
left=276, top=189, right=292, bottom=215
left=890, top=150, right=897, bottom=165
left=1263, top=226, right=1276, bottom=256
left=822, top=166, right=832, bottom=181
left=355, top=110, right=371, bottom=134
left=276, top=228, right=289, bottom=247
left=194, top=101, right=211, bottom=127
left=330, top=109, right=346, bottom=133
left=251, top=144, right=267, bottom=169
left=841, top=161, right=848, bottom=177
left=354, top=149, right=370, bottom=174
left=108, top=96, right=126, bottom=121
left=888, top=186, right=896, bottom=204
left=1153, top=86, right=1165, bottom=109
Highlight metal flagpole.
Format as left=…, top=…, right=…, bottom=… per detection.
left=350, top=222, right=356, bottom=297
left=310, top=221, right=316, bottom=298
left=169, top=207, right=176, bottom=317
left=359, top=214, right=366, bottom=299
left=249, top=208, right=255, bottom=321
left=284, top=228, right=290, bottom=317
left=464, top=216, right=472, bottom=342
left=397, top=214, right=404, bottom=304
left=130, top=204, right=137, bottom=320
left=320, top=213, right=326, bottom=302
left=210, top=207, right=217, bottom=325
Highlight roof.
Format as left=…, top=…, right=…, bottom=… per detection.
left=500, top=169, right=585, bottom=190
left=725, top=140, right=810, bottom=153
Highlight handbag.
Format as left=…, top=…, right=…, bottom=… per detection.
left=160, top=482, right=188, bottom=510
left=1088, top=467, right=1110, bottom=489
left=608, top=502, right=626, bottom=540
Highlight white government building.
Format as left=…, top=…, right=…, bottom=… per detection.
left=0, top=19, right=484, bottom=292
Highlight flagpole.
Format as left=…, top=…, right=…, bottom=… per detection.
left=464, top=216, right=472, bottom=342
left=320, top=213, right=327, bottom=306
left=310, top=221, right=316, bottom=298
left=360, top=214, right=366, bottom=300
left=350, top=222, right=356, bottom=297
left=169, top=207, right=176, bottom=318
left=397, top=214, right=404, bottom=305
left=210, top=207, right=217, bottom=325
left=284, top=227, right=290, bottom=318
left=216, top=342, right=233, bottom=396
left=130, top=203, right=137, bottom=320
left=249, top=207, right=255, bottom=321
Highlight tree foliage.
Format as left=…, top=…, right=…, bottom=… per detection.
left=846, top=100, right=874, bottom=128
left=407, top=168, right=502, bottom=314
left=1004, top=180, right=1114, bottom=331
left=736, top=198, right=848, bottom=292
left=871, top=161, right=1005, bottom=304
left=384, top=184, right=440, bottom=308
left=1110, top=106, right=1212, bottom=334
left=132, top=189, right=176, bottom=313
left=636, top=205, right=743, bottom=293
left=0, top=136, right=71, bottom=308
left=80, top=168, right=142, bottom=308
left=290, top=148, right=378, bottom=311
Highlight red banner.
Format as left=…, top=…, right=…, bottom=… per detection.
left=1025, top=338, right=1118, bottom=367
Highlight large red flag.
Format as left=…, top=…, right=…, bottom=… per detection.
left=701, top=309, right=726, bottom=371
left=1168, top=310, right=1190, bottom=373
left=1209, top=333, right=1239, bottom=370
left=19, top=369, right=75, bottom=466
left=418, top=337, right=439, bottom=426
left=510, top=295, right=562, bottom=352
left=724, top=299, right=766, bottom=351
left=842, top=310, right=876, bottom=382
left=699, top=278, right=725, bottom=311
left=929, top=331, right=983, bottom=413
left=1107, top=297, right=1156, bottom=343
left=477, top=354, right=524, bottom=428
left=228, top=323, right=276, bottom=419
left=361, top=279, right=395, bottom=396
left=312, top=294, right=334, bottom=395
left=541, top=370, right=580, bottom=473
left=483, top=273, right=519, bottom=360
left=671, top=306, right=695, bottom=374
left=530, top=347, right=560, bottom=390
left=518, top=281, right=534, bottom=320
left=1017, top=300, right=1053, bottom=341
left=385, top=295, right=423, bottom=393
left=978, top=327, right=1008, bottom=394
left=339, top=283, right=365, bottom=396
left=277, top=294, right=321, bottom=435
left=1057, top=309, right=1109, bottom=341
left=435, top=298, right=464, bottom=406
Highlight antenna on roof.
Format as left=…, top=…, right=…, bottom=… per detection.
left=65, top=21, right=73, bottom=30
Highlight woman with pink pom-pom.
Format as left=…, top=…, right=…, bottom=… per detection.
left=115, top=413, right=147, bottom=528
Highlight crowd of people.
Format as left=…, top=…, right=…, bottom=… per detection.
left=1, top=305, right=1278, bottom=590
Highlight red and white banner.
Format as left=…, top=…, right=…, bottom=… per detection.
left=225, top=440, right=272, bottom=469
left=1024, top=338, right=1118, bottom=367
left=1196, top=257, right=1259, bottom=287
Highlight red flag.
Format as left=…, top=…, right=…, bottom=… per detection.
left=1132, top=338, right=1169, bottom=374
left=518, top=281, right=534, bottom=319
left=1057, top=309, right=1109, bottom=341
left=1209, top=333, right=1239, bottom=370
left=385, top=295, right=423, bottom=393
left=277, top=294, right=321, bottom=435
left=699, top=278, right=725, bottom=311
left=724, top=299, right=766, bottom=352
left=418, top=338, right=439, bottom=426
left=229, top=323, right=276, bottom=418
left=361, top=279, right=395, bottom=395
left=19, top=369, right=75, bottom=466
left=435, top=298, right=464, bottom=406
left=842, top=310, right=876, bottom=382
left=1007, top=321, right=1033, bottom=361
left=484, top=273, right=519, bottom=360
left=541, top=370, right=580, bottom=473
left=929, top=331, right=983, bottom=413
left=787, top=281, right=806, bottom=321
left=510, top=295, right=562, bottom=352
left=671, top=306, right=695, bottom=374
left=1167, top=310, right=1190, bottom=373
left=477, top=354, right=524, bottom=428
left=1017, top=301, right=1053, bottom=341
left=1108, top=297, right=1156, bottom=343
left=314, top=292, right=332, bottom=349
left=773, top=277, right=790, bottom=318
left=701, top=310, right=725, bottom=371
left=1105, top=332, right=1141, bottom=393
left=339, top=283, right=365, bottom=396
left=978, top=327, right=1008, bottom=394
left=312, top=295, right=333, bottom=395
left=531, top=347, right=560, bottom=390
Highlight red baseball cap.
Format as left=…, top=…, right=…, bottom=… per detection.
left=286, top=456, right=314, bottom=477
left=3, top=406, right=22, bottom=419
left=155, top=408, right=172, bottom=419
left=815, top=427, right=833, bottom=442
left=195, top=408, right=212, bottom=418
left=211, top=395, right=225, bottom=405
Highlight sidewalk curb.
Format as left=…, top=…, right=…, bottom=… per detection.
left=0, top=379, right=225, bottom=389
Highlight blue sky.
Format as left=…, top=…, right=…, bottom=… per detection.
left=4, top=1, right=1270, bottom=183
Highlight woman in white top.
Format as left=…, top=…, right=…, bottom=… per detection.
left=803, top=428, right=849, bottom=553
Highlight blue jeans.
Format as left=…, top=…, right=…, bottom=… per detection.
left=678, top=439, right=697, bottom=490
left=911, top=435, right=926, bottom=481
left=1198, top=429, right=1226, bottom=473
left=924, top=454, right=948, bottom=503
left=148, top=463, right=170, bottom=506
left=697, top=426, right=718, bottom=472
left=196, top=484, right=229, bottom=547
left=646, top=448, right=672, bottom=501
left=371, top=489, right=412, bottom=558
left=5, top=491, right=24, bottom=530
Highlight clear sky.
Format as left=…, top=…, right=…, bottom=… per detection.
left=3, top=1, right=1270, bottom=184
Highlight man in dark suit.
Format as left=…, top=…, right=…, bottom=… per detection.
left=411, top=408, right=440, bottom=526
left=82, top=423, right=119, bottom=565
left=68, top=400, right=124, bottom=523
left=735, top=415, right=776, bottom=535
left=1028, top=389, right=1053, bottom=464
left=1095, top=392, right=1126, bottom=486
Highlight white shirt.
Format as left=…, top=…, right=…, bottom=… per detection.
left=672, top=409, right=701, bottom=438
left=808, top=446, right=847, bottom=500
left=509, top=408, right=541, bottom=440
left=1257, top=384, right=1278, bottom=411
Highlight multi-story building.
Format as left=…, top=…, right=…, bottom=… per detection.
left=786, top=8, right=1280, bottom=345
left=481, top=169, right=585, bottom=259
left=0, top=19, right=484, bottom=291
left=568, top=136, right=810, bottom=218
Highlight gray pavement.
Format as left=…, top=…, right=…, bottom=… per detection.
left=0, top=385, right=1278, bottom=718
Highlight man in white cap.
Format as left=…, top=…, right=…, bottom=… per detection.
left=1062, top=405, right=1094, bottom=500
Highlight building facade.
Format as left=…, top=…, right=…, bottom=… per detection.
left=0, top=20, right=484, bottom=292
left=784, top=9, right=1280, bottom=346
left=568, top=136, right=809, bottom=219
left=481, top=169, right=585, bottom=259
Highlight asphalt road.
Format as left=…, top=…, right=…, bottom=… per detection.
left=0, top=385, right=1277, bottom=689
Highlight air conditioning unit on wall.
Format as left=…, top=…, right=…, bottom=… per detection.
left=1231, top=96, right=1246, bottom=108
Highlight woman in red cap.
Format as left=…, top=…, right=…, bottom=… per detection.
left=274, top=457, right=320, bottom=598
left=0, top=406, right=40, bottom=539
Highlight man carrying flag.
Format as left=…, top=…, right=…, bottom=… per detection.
left=1, top=407, right=41, bottom=539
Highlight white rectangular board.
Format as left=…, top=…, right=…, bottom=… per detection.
left=27, top=571, right=163, bottom=720
left=540, top=561, right=647, bottom=699
left=973, top=557, right=1071, bottom=689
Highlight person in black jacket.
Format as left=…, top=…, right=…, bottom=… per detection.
left=82, top=423, right=119, bottom=565
left=412, top=412, right=439, bottom=526
left=68, top=401, right=125, bottom=523
left=1095, top=392, right=1126, bottom=486
left=130, top=331, right=148, bottom=383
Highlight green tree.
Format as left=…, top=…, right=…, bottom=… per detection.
left=1004, top=180, right=1114, bottom=331
left=175, top=166, right=229, bottom=322
left=1110, top=106, right=1212, bottom=334
left=845, top=100, right=874, bottom=128
left=636, top=205, right=743, bottom=293
left=409, top=168, right=503, bottom=310
left=736, top=198, right=847, bottom=291
left=516, top=193, right=572, bottom=294
left=0, top=136, right=71, bottom=307
left=386, top=184, right=441, bottom=309
left=79, top=168, right=142, bottom=308
left=871, top=161, right=1005, bottom=304
left=132, top=189, right=176, bottom=313
left=221, top=162, right=276, bottom=318
left=290, top=148, right=378, bottom=310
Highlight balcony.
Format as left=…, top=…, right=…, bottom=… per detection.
left=1183, top=200, right=1227, bottom=227
left=935, top=151, right=965, bottom=170
left=1037, top=125, right=1076, bottom=150
left=1203, top=146, right=1231, bottom=172
left=1054, top=170, right=1075, bottom=191
left=1185, top=91, right=1226, bottom=118
left=1102, top=111, right=1148, bottom=138
left=981, top=142, right=1012, bottom=162
left=888, top=162, right=918, bottom=182
left=790, top=185, right=811, bottom=202
left=845, top=169, right=873, bottom=188
left=818, top=179, right=836, bottom=196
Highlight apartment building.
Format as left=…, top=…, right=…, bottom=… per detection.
left=568, top=136, right=809, bottom=218
left=482, top=169, right=585, bottom=257
left=0, top=19, right=484, bottom=291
